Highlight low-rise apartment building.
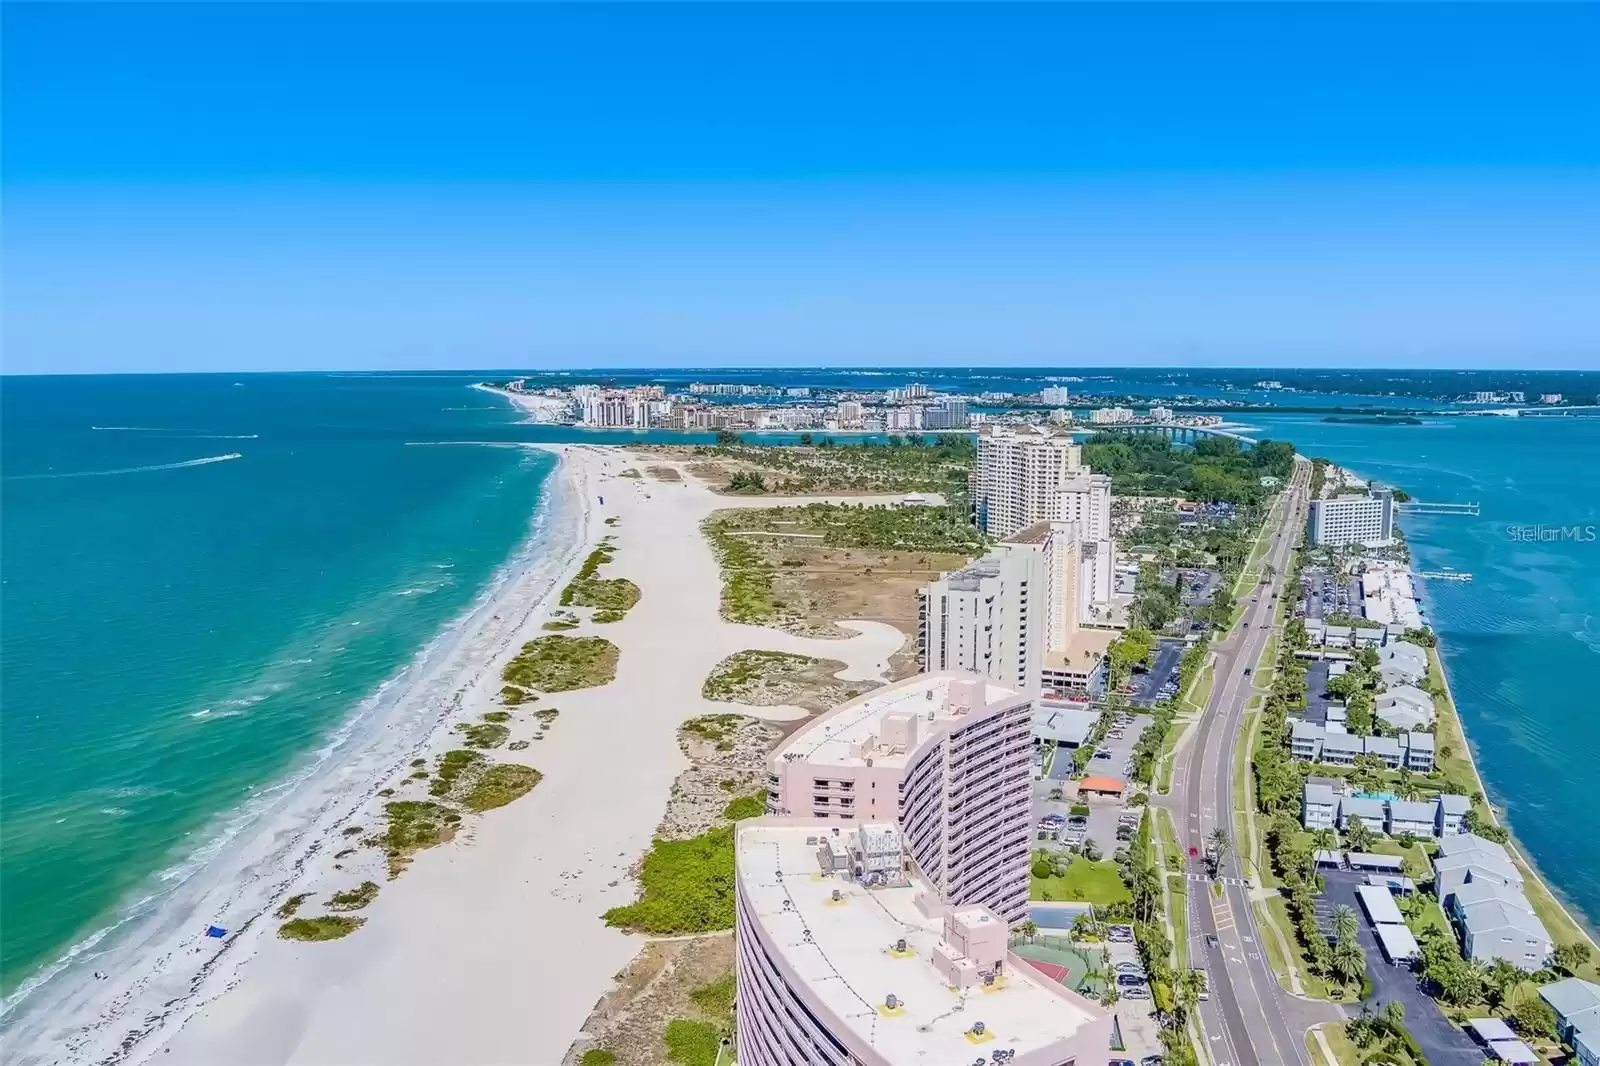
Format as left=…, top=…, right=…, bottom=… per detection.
left=1299, top=783, right=1471, bottom=841
left=1540, top=979, right=1600, bottom=1066
left=1287, top=723, right=1436, bottom=773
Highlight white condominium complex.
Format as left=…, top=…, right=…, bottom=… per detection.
left=973, top=425, right=1116, bottom=624
left=1307, top=491, right=1395, bottom=548
left=734, top=820, right=1113, bottom=1066
left=919, top=541, right=1042, bottom=690
left=974, top=426, right=1086, bottom=537
left=764, top=674, right=1034, bottom=923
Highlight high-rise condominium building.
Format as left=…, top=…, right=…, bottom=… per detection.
left=1039, top=385, right=1073, bottom=405
left=1307, top=491, right=1395, bottom=548
left=1089, top=406, right=1135, bottom=424
left=922, top=398, right=968, bottom=430
left=764, top=674, right=1034, bottom=922
left=973, top=426, right=1116, bottom=629
left=920, top=541, right=1042, bottom=689
left=734, top=820, right=1113, bottom=1066
left=1149, top=405, right=1174, bottom=421
left=974, top=426, right=1085, bottom=537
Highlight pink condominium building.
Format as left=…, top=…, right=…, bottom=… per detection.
left=735, top=820, right=1113, bottom=1066
left=764, top=674, right=1033, bottom=924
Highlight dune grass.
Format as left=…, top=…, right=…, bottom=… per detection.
left=278, top=915, right=365, bottom=942
left=502, top=635, right=618, bottom=693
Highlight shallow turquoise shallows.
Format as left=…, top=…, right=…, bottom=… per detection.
left=1246, top=412, right=1600, bottom=933
left=0, top=373, right=561, bottom=990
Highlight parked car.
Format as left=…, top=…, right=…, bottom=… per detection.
left=1116, top=973, right=1146, bottom=987
left=1141, top=1056, right=1166, bottom=1066
left=1205, top=934, right=1219, bottom=949
left=1120, top=987, right=1151, bottom=999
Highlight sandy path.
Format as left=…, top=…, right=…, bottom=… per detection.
left=150, top=446, right=917, bottom=1066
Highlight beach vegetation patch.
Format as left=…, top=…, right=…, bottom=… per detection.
left=663, top=1020, right=725, bottom=1066
left=541, top=619, right=578, bottom=632
left=275, top=893, right=311, bottom=920
left=461, top=763, right=543, bottom=812
left=376, top=801, right=456, bottom=877
left=341, top=825, right=363, bottom=836
left=508, top=739, right=530, bottom=751
left=430, top=749, right=485, bottom=798
left=721, top=793, right=767, bottom=821
left=456, top=721, right=509, bottom=749
left=618, top=468, right=642, bottom=479
left=327, top=881, right=380, bottom=911
left=501, top=683, right=537, bottom=704
left=602, top=825, right=735, bottom=935
left=560, top=540, right=641, bottom=621
left=579, top=1050, right=617, bottom=1066
left=481, top=710, right=511, bottom=723
left=680, top=714, right=747, bottom=751
left=502, top=635, right=619, bottom=692
left=701, top=649, right=861, bottom=712
left=278, top=915, right=364, bottom=942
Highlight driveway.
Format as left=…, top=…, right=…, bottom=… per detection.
left=1318, top=872, right=1484, bottom=1066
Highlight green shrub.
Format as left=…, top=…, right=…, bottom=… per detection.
left=279, top=916, right=364, bottom=941
left=603, top=826, right=736, bottom=934
left=327, top=881, right=379, bottom=911
left=502, top=636, right=619, bottom=692
left=722, top=793, right=766, bottom=821
left=664, top=1019, right=724, bottom=1066
left=275, top=893, right=311, bottom=920
left=462, top=764, right=542, bottom=812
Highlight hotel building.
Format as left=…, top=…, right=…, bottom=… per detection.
left=735, top=819, right=1114, bottom=1066
left=764, top=675, right=1033, bottom=923
left=1307, top=491, right=1395, bottom=548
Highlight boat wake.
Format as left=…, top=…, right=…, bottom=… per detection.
left=5, top=454, right=243, bottom=481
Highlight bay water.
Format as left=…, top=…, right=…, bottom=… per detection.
left=1245, top=412, right=1600, bottom=932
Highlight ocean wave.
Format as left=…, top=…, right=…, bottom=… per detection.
left=4, top=453, right=242, bottom=481
left=99, top=808, right=131, bottom=818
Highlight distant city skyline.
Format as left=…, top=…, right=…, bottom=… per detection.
left=4, top=4, right=1598, bottom=374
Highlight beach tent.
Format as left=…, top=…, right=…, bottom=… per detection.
left=204, top=925, right=228, bottom=939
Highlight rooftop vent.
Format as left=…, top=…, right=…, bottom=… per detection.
left=982, top=973, right=995, bottom=986
left=802, top=930, right=813, bottom=943
left=970, top=1022, right=986, bottom=1037
left=831, top=889, right=842, bottom=902
left=896, top=938, right=907, bottom=952
left=884, top=993, right=899, bottom=1010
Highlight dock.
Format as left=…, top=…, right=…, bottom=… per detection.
left=1397, top=501, right=1480, bottom=516
left=1416, top=570, right=1472, bottom=582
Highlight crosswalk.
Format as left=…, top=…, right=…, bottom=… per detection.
left=1185, top=873, right=1249, bottom=886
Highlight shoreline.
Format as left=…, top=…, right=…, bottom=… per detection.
left=0, top=445, right=597, bottom=1064
left=1374, top=478, right=1600, bottom=955
left=12, top=377, right=928, bottom=1065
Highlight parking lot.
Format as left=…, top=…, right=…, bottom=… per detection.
left=1034, top=710, right=1144, bottom=855
left=1316, top=871, right=1483, bottom=1066
left=1299, top=567, right=1362, bottom=621
left=1302, top=658, right=1334, bottom=725
left=1130, top=637, right=1186, bottom=708
left=1163, top=566, right=1222, bottom=608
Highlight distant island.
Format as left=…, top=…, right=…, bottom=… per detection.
left=1321, top=414, right=1423, bottom=426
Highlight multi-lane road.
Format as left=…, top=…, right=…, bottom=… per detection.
left=1163, top=457, right=1343, bottom=1066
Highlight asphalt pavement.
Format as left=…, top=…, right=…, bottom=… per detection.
left=1163, top=459, right=1344, bottom=1066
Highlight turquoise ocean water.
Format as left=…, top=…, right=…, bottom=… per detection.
left=2, top=377, right=1596, bottom=1015
left=0, top=373, right=570, bottom=993
left=1244, top=413, right=1600, bottom=933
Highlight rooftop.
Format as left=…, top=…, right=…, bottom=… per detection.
left=1540, top=977, right=1600, bottom=1025
left=736, top=821, right=1106, bottom=1062
left=1460, top=899, right=1551, bottom=942
left=1043, top=628, right=1116, bottom=670
left=1003, top=519, right=1055, bottom=546
left=1388, top=799, right=1436, bottom=823
left=771, top=673, right=1024, bottom=771
left=1033, top=706, right=1098, bottom=747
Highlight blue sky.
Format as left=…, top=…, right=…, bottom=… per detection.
left=4, top=3, right=1598, bottom=373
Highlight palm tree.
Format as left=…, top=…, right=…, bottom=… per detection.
left=1018, top=920, right=1039, bottom=944
left=1332, top=905, right=1359, bottom=945
left=1345, top=816, right=1376, bottom=852
left=1484, top=958, right=1524, bottom=1010
left=1207, top=827, right=1231, bottom=875
left=1331, top=932, right=1368, bottom=987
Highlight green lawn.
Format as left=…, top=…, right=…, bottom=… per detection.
left=1260, top=895, right=1334, bottom=1000
left=1030, top=857, right=1132, bottom=906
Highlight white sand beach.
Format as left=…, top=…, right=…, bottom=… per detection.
left=472, top=382, right=573, bottom=424
left=22, top=445, right=917, bottom=1066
